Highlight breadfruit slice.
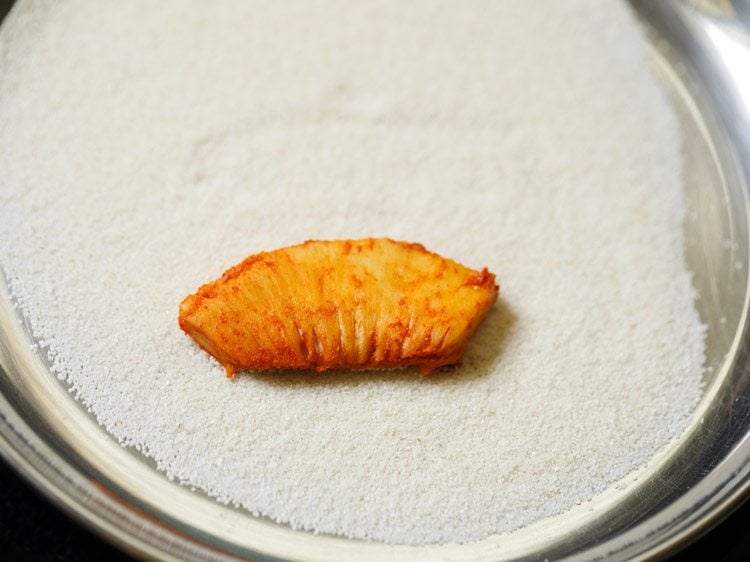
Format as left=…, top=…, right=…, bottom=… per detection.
left=179, top=238, right=499, bottom=377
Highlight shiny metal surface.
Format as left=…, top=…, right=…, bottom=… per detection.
left=1, top=1, right=750, bottom=560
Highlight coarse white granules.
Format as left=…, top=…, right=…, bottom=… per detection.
left=0, top=0, right=706, bottom=545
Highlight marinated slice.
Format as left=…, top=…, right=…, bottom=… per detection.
left=179, top=238, right=499, bottom=377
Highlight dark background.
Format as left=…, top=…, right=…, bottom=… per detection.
left=1, top=0, right=748, bottom=560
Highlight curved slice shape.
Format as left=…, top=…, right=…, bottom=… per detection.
left=179, top=238, right=499, bottom=377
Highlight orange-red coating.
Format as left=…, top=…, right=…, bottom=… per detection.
left=179, top=238, right=499, bottom=377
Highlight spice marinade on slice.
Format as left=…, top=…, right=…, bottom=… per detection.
left=179, top=238, right=499, bottom=376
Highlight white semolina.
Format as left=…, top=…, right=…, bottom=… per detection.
left=0, top=0, right=706, bottom=545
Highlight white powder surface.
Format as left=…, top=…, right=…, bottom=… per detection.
left=0, top=0, right=706, bottom=545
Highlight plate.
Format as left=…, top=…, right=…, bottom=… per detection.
left=1, top=1, right=750, bottom=560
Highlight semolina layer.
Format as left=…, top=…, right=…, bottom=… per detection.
left=0, top=0, right=705, bottom=545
